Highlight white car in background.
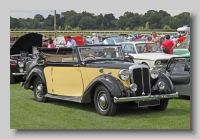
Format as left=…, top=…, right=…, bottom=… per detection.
left=55, top=39, right=67, bottom=48
left=120, top=41, right=182, bottom=68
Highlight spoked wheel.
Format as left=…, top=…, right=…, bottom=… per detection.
left=94, top=85, right=117, bottom=116
left=33, top=77, right=48, bottom=102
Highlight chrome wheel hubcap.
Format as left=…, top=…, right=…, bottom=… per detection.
left=97, top=91, right=108, bottom=111
left=36, top=82, right=43, bottom=98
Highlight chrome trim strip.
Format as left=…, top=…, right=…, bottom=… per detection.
left=44, top=93, right=82, bottom=103
left=141, top=68, right=144, bottom=94
left=12, top=73, right=25, bottom=76
left=113, top=92, right=179, bottom=103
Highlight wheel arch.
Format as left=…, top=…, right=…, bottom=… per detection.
left=24, top=66, right=46, bottom=90
left=81, top=75, right=126, bottom=103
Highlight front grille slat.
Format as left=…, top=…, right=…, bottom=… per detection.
left=132, top=68, right=150, bottom=96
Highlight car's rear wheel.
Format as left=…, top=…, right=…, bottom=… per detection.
left=94, top=85, right=117, bottom=116
left=33, top=77, right=48, bottom=102
left=148, top=99, right=169, bottom=111
left=10, top=71, right=15, bottom=84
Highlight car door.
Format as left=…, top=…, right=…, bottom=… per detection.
left=44, top=52, right=84, bottom=97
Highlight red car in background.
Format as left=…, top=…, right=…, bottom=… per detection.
left=64, top=36, right=86, bottom=46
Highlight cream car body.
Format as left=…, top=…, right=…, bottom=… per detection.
left=121, top=41, right=182, bottom=68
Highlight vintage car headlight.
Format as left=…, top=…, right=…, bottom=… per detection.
left=18, top=61, right=24, bottom=67
left=118, top=69, right=130, bottom=81
left=19, top=68, right=24, bottom=73
left=155, top=60, right=161, bottom=65
left=150, top=68, right=159, bottom=79
left=130, top=83, right=137, bottom=92
left=157, top=81, right=165, bottom=90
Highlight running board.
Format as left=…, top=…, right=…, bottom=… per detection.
left=44, top=93, right=82, bottom=103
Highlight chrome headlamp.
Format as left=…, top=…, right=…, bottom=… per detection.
left=150, top=67, right=159, bottom=79
left=18, top=61, right=24, bottom=67
left=155, top=60, right=161, bottom=65
left=118, top=69, right=130, bottom=81
left=19, top=68, right=24, bottom=73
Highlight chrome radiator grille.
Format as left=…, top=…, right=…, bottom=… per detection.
left=132, top=68, right=150, bottom=96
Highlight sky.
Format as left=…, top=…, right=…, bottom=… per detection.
left=10, top=10, right=190, bottom=19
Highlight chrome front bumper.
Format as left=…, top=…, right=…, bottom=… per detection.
left=12, top=73, right=25, bottom=76
left=114, top=92, right=179, bottom=103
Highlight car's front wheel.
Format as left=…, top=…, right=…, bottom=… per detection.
left=148, top=99, right=169, bottom=111
left=33, top=77, right=48, bottom=102
left=94, top=85, right=117, bottom=116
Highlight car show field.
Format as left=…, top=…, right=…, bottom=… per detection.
left=10, top=83, right=190, bottom=129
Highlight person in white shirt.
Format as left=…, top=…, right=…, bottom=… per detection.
left=92, top=33, right=100, bottom=45
left=66, top=36, right=76, bottom=48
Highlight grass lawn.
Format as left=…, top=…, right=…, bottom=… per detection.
left=10, top=83, right=190, bottom=130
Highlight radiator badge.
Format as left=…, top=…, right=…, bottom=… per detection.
left=142, top=92, right=145, bottom=96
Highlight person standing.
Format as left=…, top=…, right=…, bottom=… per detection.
left=66, top=36, right=76, bottom=48
left=177, top=34, right=185, bottom=44
left=47, top=37, right=55, bottom=48
left=151, top=32, right=161, bottom=46
left=92, top=33, right=100, bottom=45
left=161, top=34, right=176, bottom=54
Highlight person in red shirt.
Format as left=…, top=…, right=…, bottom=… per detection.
left=161, top=34, right=176, bottom=54
left=177, top=34, right=185, bottom=44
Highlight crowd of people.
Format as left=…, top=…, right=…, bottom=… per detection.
left=45, top=31, right=187, bottom=54
left=143, top=32, right=186, bottom=54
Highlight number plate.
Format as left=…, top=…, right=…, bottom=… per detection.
left=138, top=100, right=160, bottom=107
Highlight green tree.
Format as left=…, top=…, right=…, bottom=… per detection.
left=72, top=27, right=81, bottom=31
left=163, top=25, right=171, bottom=30
left=78, top=16, right=97, bottom=30
left=29, top=18, right=41, bottom=29
left=126, top=27, right=130, bottom=31
left=34, top=14, right=45, bottom=22
left=65, top=25, right=72, bottom=30
left=10, top=16, right=23, bottom=28
left=58, top=26, right=62, bottom=30
left=64, top=13, right=82, bottom=28
left=145, top=22, right=149, bottom=30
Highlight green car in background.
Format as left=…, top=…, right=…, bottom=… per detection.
left=173, top=36, right=190, bottom=61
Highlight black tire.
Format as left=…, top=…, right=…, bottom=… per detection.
left=10, top=71, right=15, bottom=84
left=33, top=77, right=49, bottom=102
left=94, top=85, right=117, bottom=116
left=148, top=99, right=169, bottom=111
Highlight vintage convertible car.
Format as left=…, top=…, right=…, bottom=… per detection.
left=20, top=45, right=178, bottom=116
left=120, top=41, right=183, bottom=69
left=10, top=33, right=42, bottom=84
left=163, top=57, right=190, bottom=96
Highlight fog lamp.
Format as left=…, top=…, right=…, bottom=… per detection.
left=157, top=81, right=165, bottom=90
left=130, top=83, right=137, bottom=92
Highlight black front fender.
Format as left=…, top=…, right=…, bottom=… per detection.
left=81, top=74, right=127, bottom=103
left=151, top=72, right=175, bottom=94
left=24, top=66, right=46, bottom=90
